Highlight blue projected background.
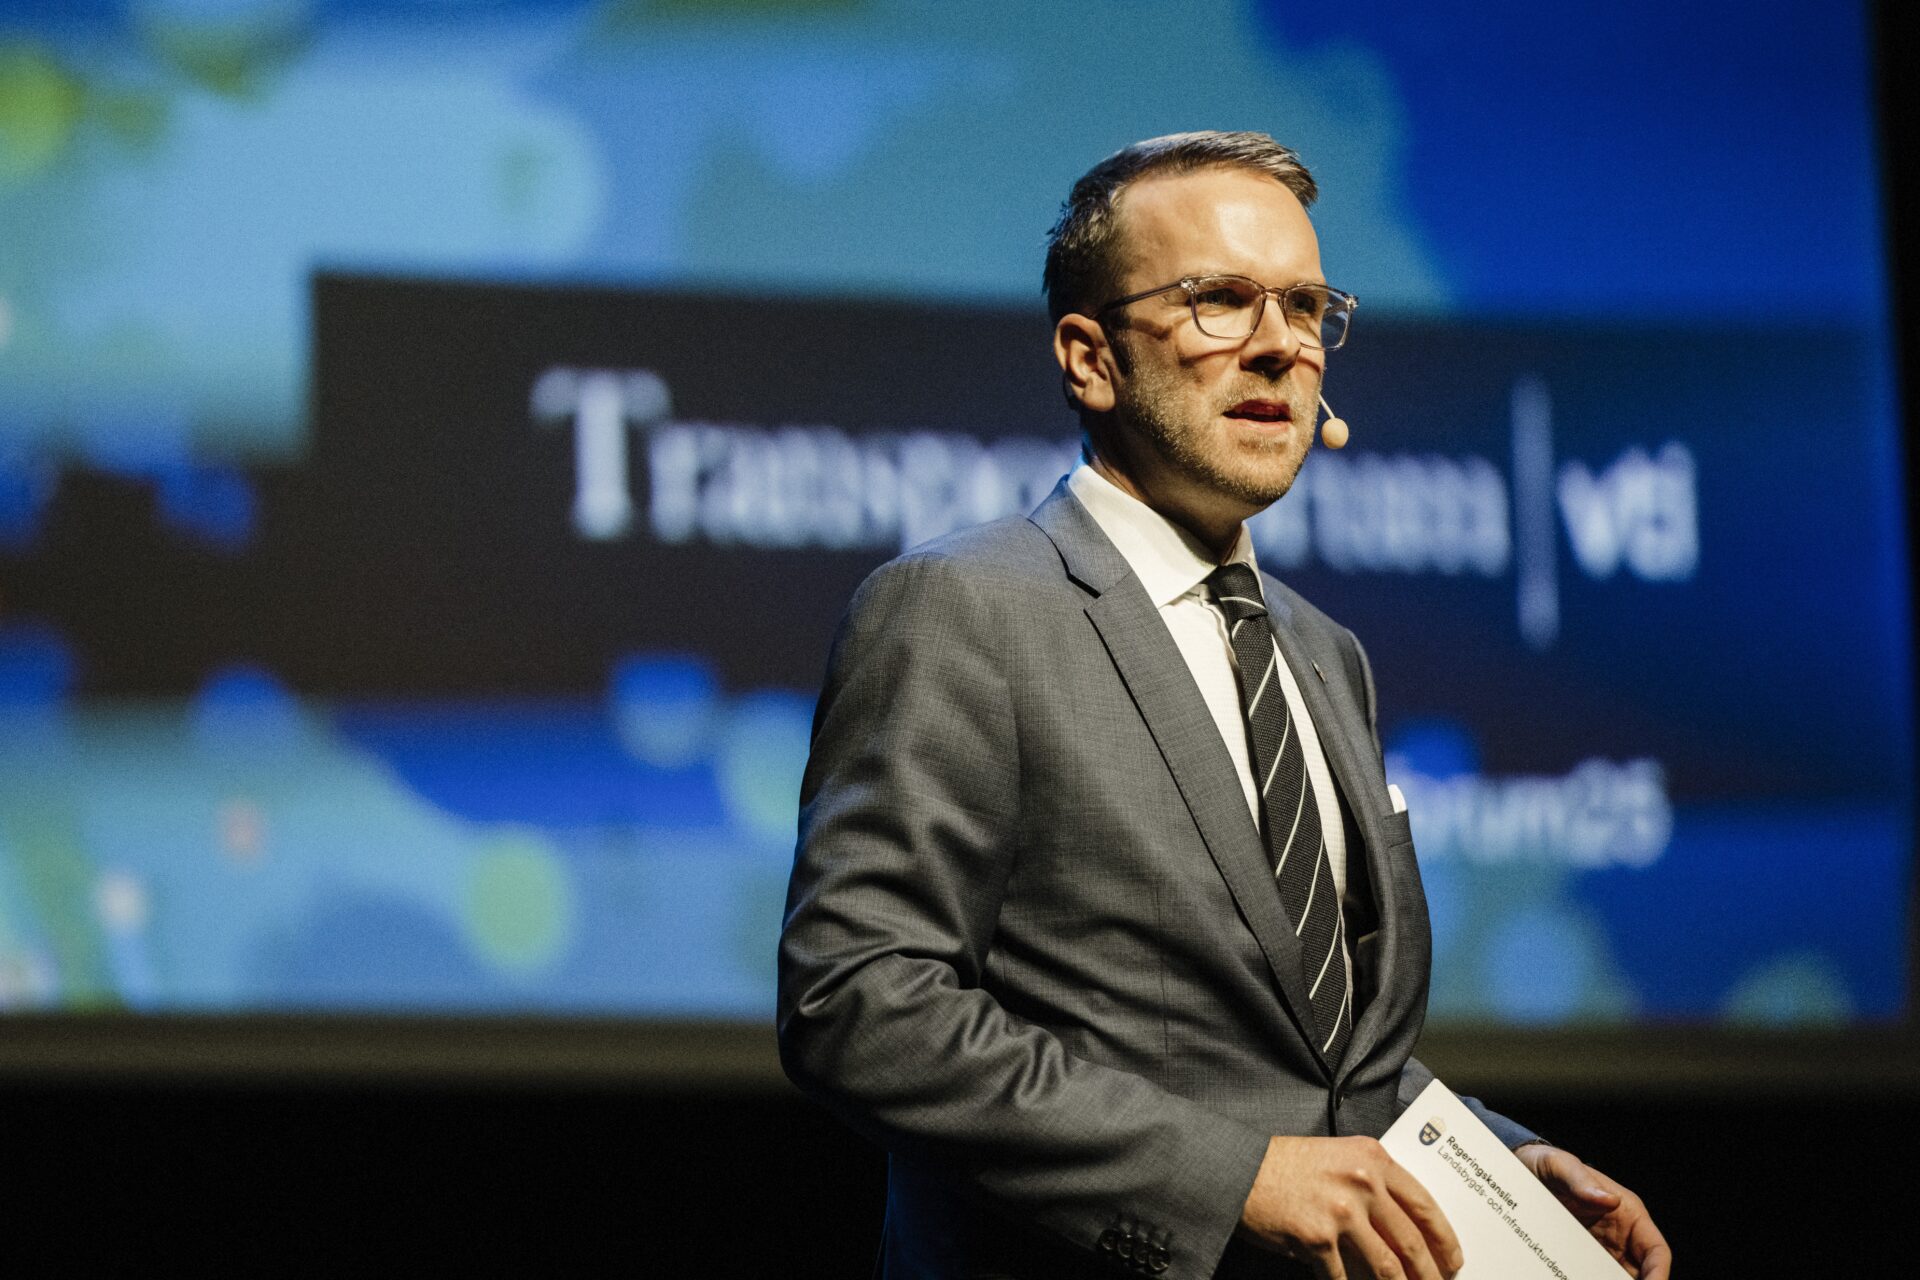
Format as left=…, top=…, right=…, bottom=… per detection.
left=0, top=0, right=1907, bottom=1027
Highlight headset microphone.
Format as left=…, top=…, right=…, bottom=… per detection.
left=1318, top=394, right=1350, bottom=449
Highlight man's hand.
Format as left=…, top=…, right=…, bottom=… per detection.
left=1516, top=1143, right=1671, bottom=1279
left=1238, top=1135, right=1463, bottom=1279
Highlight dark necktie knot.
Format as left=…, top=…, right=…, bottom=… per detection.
left=1205, top=563, right=1268, bottom=626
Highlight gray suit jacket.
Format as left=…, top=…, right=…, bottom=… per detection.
left=779, top=481, right=1533, bottom=1279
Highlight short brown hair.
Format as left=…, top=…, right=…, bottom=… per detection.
left=1042, top=131, right=1318, bottom=323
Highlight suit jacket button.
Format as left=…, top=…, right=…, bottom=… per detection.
left=1098, top=1228, right=1119, bottom=1254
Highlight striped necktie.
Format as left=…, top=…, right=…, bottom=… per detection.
left=1206, top=563, right=1352, bottom=1062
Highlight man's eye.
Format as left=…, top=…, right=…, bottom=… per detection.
left=1287, top=289, right=1328, bottom=318
left=1193, top=286, right=1251, bottom=311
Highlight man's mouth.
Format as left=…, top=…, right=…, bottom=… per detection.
left=1224, top=400, right=1291, bottom=423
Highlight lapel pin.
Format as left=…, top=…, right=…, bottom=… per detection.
left=1311, top=661, right=1326, bottom=683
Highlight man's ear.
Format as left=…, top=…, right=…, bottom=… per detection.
left=1053, top=314, right=1116, bottom=414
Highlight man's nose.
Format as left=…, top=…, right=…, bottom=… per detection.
left=1241, top=292, right=1303, bottom=366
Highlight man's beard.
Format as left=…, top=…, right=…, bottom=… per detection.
left=1116, top=361, right=1317, bottom=507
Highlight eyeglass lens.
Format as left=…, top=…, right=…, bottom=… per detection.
left=1189, top=278, right=1349, bottom=348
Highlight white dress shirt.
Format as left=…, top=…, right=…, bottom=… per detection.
left=1067, top=463, right=1351, bottom=913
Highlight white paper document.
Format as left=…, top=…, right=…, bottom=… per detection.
left=1381, top=1079, right=1623, bottom=1280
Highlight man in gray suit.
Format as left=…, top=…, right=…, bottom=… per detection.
left=779, top=132, right=1669, bottom=1280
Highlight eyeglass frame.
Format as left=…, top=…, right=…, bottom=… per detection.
left=1093, top=274, right=1359, bottom=350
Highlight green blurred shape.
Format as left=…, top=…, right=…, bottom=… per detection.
left=95, top=90, right=171, bottom=150
left=715, top=697, right=811, bottom=841
left=465, top=830, right=575, bottom=975
left=135, top=1, right=311, bottom=100
left=0, top=44, right=86, bottom=183
left=1721, top=950, right=1855, bottom=1027
left=0, top=800, right=121, bottom=1009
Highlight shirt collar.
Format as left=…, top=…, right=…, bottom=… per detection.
left=1066, top=461, right=1259, bottom=608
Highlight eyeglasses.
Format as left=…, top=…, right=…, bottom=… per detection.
left=1096, top=275, right=1358, bottom=350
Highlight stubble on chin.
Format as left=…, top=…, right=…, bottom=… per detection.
left=1120, top=370, right=1317, bottom=508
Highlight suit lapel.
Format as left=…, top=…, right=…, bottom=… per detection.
left=1030, top=483, right=1324, bottom=1059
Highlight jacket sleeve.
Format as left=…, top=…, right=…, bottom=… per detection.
left=1395, top=1055, right=1542, bottom=1151
left=1348, top=632, right=1543, bottom=1153
left=777, top=552, right=1270, bottom=1279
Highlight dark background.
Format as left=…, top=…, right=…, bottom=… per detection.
left=8, top=1082, right=1899, bottom=1272
left=4, top=3, right=1916, bottom=1272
